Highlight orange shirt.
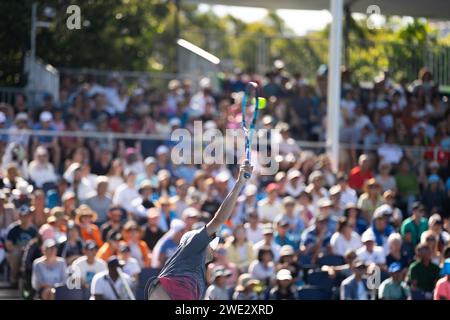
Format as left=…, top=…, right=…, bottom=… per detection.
left=96, top=242, right=116, bottom=262
left=79, top=224, right=104, bottom=248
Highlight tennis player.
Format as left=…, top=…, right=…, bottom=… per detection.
left=147, top=159, right=253, bottom=300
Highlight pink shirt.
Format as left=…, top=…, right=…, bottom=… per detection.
left=433, top=277, right=450, bottom=300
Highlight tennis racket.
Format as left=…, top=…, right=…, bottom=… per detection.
left=241, top=82, right=260, bottom=179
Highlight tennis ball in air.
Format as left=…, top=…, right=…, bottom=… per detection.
left=251, top=97, right=267, bottom=109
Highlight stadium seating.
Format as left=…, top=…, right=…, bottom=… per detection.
left=317, top=254, right=345, bottom=267
left=297, top=285, right=331, bottom=300
left=54, top=285, right=84, bottom=300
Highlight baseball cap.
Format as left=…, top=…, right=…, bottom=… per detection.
left=156, top=145, right=169, bottom=155
left=361, top=230, right=376, bottom=243
left=373, top=204, right=393, bottom=219
left=282, top=196, right=296, bottom=206
left=265, top=183, right=278, bottom=193
left=83, top=240, right=97, bottom=251
left=107, top=255, right=125, bottom=268
left=287, top=170, right=301, bottom=181
left=317, top=198, right=333, bottom=208
left=280, top=245, right=295, bottom=257
left=244, top=184, right=258, bottom=197
left=119, top=243, right=131, bottom=253
left=170, top=219, right=186, bottom=233
left=329, top=185, right=342, bottom=196
left=39, top=111, right=53, bottom=122
left=211, top=266, right=232, bottom=281
left=388, top=262, right=402, bottom=273
left=262, top=223, right=274, bottom=235
left=275, top=215, right=290, bottom=227
left=144, top=156, right=156, bottom=166
left=43, top=238, right=57, bottom=250
left=182, top=207, right=201, bottom=219
left=276, top=269, right=293, bottom=281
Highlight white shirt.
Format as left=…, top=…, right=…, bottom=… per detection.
left=330, top=232, right=362, bottom=257
left=340, top=186, right=358, bottom=207
left=257, top=198, right=283, bottom=222
left=356, top=246, right=386, bottom=265
left=253, top=240, right=281, bottom=262
left=122, top=257, right=141, bottom=277
left=113, top=184, right=140, bottom=213
left=91, top=270, right=134, bottom=300
left=72, top=256, right=107, bottom=285
left=244, top=223, right=264, bottom=244
left=248, top=260, right=276, bottom=282
left=377, top=144, right=403, bottom=165
left=27, top=161, right=58, bottom=188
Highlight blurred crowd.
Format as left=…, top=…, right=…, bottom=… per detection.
left=0, top=61, right=449, bottom=300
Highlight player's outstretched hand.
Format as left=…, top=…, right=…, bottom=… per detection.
left=238, top=159, right=253, bottom=182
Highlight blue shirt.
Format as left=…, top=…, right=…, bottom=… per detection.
left=300, top=224, right=332, bottom=253
left=274, top=233, right=297, bottom=248
left=158, top=227, right=214, bottom=299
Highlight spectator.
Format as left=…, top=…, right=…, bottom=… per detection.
left=71, top=240, right=107, bottom=288
left=232, top=273, right=260, bottom=300
left=171, top=179, right=189, bottom=218
left=254, top=224, right=281, bottom=262
left=305, top=171, right=329, bottom=204
left=257, top=183, right=282, bottom=223
left=106, top=159, right=125, bottom=196
left=343, top=203, right=368, bottom=235
left=434, top=258, right=450, bottom=300
left=336, top=173, right=358, bottom=207
left=357, top=231, right=386, bottom=266
left=378, top=262, right=411, bottom=300
left=118, top=243, right=141, bottom=282
left=27, top=146, right=58, bottom=189
left=155, top=196, right=177, bottom=232
left=130, top=180, right=155, bottom=224
left=31, top=239, right=67, bottom=300
left=249, top=246, right=276, bottom=287
left=329, top=185, right=344, bottom=218
left=269, top=269, right=296, bottom=300
left=426, top=214, right=450, bottom=253
left=90, top=256, right=134, bottom=300
left=225, top=224, right=256, bottom=273
left=121, top=220, right=151, bottom=268
left=401, top=202, right=428, bottom=247
left=407, top=244, right=441, bottom=299
left=205, top=266, right=232, bottom=300
left=300, top=213, right=332, bottom=263
left=97, top=231, right=122, bottom=262
left=75, top=205, right=103, bottom=248
left=420, top=231, right=441, bottom=265
left=142, top=208, right=165, bottom=251
left=5, top=205, right=38, bottom=287
left=422, top=174, right=447, bottom=214
left=273, top=216, right=297, bottom=249
left=340, top=260, right=369, bottom=300
left=357, top=178, right=383, bottom=221
left=279, top=196, right=305, bottom=242
left=58, top=220, right=83, bottom=265
left=368, top=205, right=395, bottom=253
left=83, top=176, right=112, bottom=224
left=46, top=178, right=70, bottom=209
left=348, top=154, right=374, bottom=192
left=206, top=245, right=238, bottom=289
left=100, top=206, right=124, bottom=242
left=38, top=206, right=68, bottom=242
left=376, top=161, right=397, bottom=192
left=330, top=216, right=362, bottom=257
left=386, top=233, right=411, bottom=271
left=244, top=210, right=263, bottom=244
left=112, top=170, right=139, bottom=215
left=395, top=158, right=419, bottom=211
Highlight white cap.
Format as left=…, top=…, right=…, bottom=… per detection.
left=216, top=171, right=231, bottom=183
left=244, top=184, right=258, bottom=197
left=169, top=118, right=181, bottom=127
left=276, top=269, right=292, bottom=281
left=156, top=145, right=169, bottom=155
left=170, top=219, right=186, bottom=233
left=361, top=230, right=376, bottom=243
left=40, top=111, right=53, bottom=122
left=373, top=204, right=393, bottom=219
left=199, top=77, right=211, bottom=89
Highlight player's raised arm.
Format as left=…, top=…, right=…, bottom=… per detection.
left=206, top=160, right=253, bottom=237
